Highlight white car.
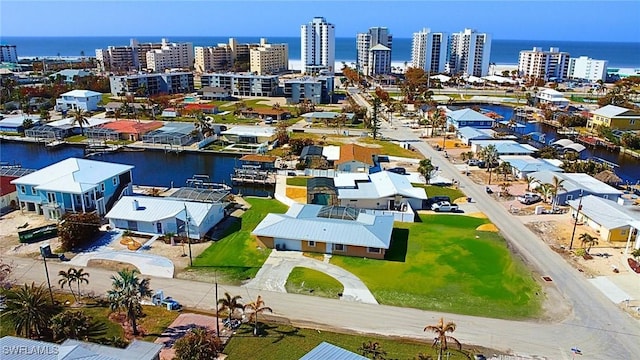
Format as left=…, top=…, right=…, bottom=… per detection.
left=431, top=201, right=459, bottom=212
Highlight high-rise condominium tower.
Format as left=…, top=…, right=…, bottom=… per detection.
left=411, top=28, right=448, bottom=74
left=301, top=17, right=335, bottom=74
left=447, top=28, right=491, bottom=77
left=356, top=27, right=392, bottom=75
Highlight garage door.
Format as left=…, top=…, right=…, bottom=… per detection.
left=274, top=239, right=302, bottom=251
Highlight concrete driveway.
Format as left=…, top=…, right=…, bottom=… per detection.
left=69, top=250, right=174, bottom=278
left=243, top=250, right=378, bottom=304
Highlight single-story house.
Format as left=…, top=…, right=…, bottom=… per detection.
left=301, top=112, right=355, bottom=123
left=51, top=69, right=92, bottom=83
left=300, top=342, right=369, bottom=360
left=0, top=336, right=162, bottom=360
left=161, top=108, right=178, bottom=118
left=529, top=171, right=623, bottom=205
left=240, top=108, right=291, bottom=121
left=588, top=104, right=640, bottom=131
left=239, top=154, right=277, bottom=170
left=446, top=108, right=495, bottom=129
left=106, top=196, right=225, bottom=240
left=536, top=88, right=570, bottom=107
left=104, top=101, right=148, bottom=113
left=55, top=89, right=102, bottom=112
left=183, top=103, right=219, bottom=115
left=335, top=170, right=428, bottom=211
left=11, top=157, right=133, bottom=220
left=499, top=155, right=564, bottom=179
left=0, top=115, right=41, bottom=133
left=86, top=120, right=165, bottom=141
left=471, top=140, right=537, bottom=156
left=335, top=144, right=380, bottom=173
left=142, top=121, right=196, bottom=146
left=198, top=86, right=232, bottom=100
left=482, top=75, right=518, bottom=84
left=457, top=126, right=494, bottom=145
left=550, top=138, right=586, bottom=154
left=567, top=195, right=640, bottom=243
left=300, top=145, right=325, bottom=160
left=252, top=203, right=394, bottom=259
left=42, top=116, right=113, bottom=136
left=221, top=126, right=275, bottom=144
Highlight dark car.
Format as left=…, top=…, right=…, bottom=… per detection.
left=388, top=167, right=407, bottom=175
left=478, top=161, right=498, bottom=169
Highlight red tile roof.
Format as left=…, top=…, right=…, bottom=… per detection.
left=101, top=120, right=164, bottom=134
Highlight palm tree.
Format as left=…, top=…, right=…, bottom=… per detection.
left=525, top=176, right=537, bottom=192
left=74, top=268, right=90, bottom=298
left=243, top=295, right=273, bottom=336
left=50, top=310, right=107, bottom=342
left=579, top=233, right=599, bottom=255
left=218, top=292, right=243, bottom=325
left=1, top=282, right=57, bottom=338
left=58, top=268, right=77, bottom=302
left=359, top=341, right=387, bottom=359
left=538, top=183, right=553, bottom=204
left=71, top=108, right=90, bottom=135
left=550, top=176, right=565, bottom=208
left=479, top=144, right=498, bottom=185
left=418, top=159, right=435, bottom=184
left=424, top=317, right=462, bottom=360
left=174, top=326, right=222, bottom=360
left=106, top=269, right=152, bottom=335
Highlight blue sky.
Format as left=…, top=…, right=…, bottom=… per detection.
left=2, top=0, right=639, bottom=41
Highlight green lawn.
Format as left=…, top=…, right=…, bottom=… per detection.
left=360, top=138, right=424, bottom=159
left=285, top=267, right=343, bottom=299
left=412, top=184, right=467, bottom=201
left=286, top=177, right=309, bottom=187
left=192, top=198, right=288, bottom=284
left=330, top=215, right=542, bottom=319
left=223, top=323, right=473, bottom=360
left=66, top=135, right=87, bottom=143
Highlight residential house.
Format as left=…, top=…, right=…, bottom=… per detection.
left=536, top=88, right=570, bottom=107
left=252, top=203, right=394, bottom=259
left=183, top=103, right=219, bottom=115
left=457, top=126, right=493, bottom=146
left=221, top=126, right=275, bottom=144
left=529, top=171, right=623, bottom=205
left=0, top=169, right=28, bottom=211
left=471, top=140, right=537, bottom=156
left=51, top=69, right=92, bottom=83
left=335, top=171, right=428, bottom=213
left=0, top=336, right=162, bottom=360
left=106, top=196, right=225, bottom=239
left=588, top=105, right=640, bottom=131
left=335, top=144, right=380, bottom=173
left=55, top=89, right=103, bottom=112
left=498, top=155, right=563, bottom=180
left=239, top=108, right=290, bottom=121
left=142, top=121, right=195, bottom=146
left=567, top=195, right=640, bottom=243
left=197, top=86, right=231, bottom=100
left=26, top=116, right=112, bottom=138
left=300, top=342, right=369, bottom=360
left=0, top=115, right=40, bottom=133
left=86, top=120, right=164, bottom=141
left=322, top=145, right=341, bottom=167
left=446, top=108, right=495, bottom=129
left=301, top=112, right=354, bottom=124
left=300, top=145, right=325, bottom=164
left=10, top=158, right=133, bottom=220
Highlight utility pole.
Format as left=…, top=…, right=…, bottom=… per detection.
left=184, top=204, right=193, bottom=266
left=40, top=245, right=55, bottom=305
left=569, top=190, right=584, bottom=250
left=215, top=271, right=220, bottom=336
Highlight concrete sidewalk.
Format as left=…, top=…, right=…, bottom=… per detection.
left=69, top=250, right=175, bottom=278
left=274, top=174, right=297, bottom=206
left=244, top=250, right=378, bottom=304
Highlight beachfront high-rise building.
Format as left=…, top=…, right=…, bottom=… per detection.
left=518, top=47, right=570, bottom=81
left=301, top=17, right=335, bottom=74
left=411, top=28, right=448, bottom=74
left=568, top=56, right=608, bottom=82
left=145, top=39, right=194, bottom=72
left=250, top=38, right=289, bottom=75
left=96, top=39, right=187, bottom=72
left=446, top=29, right=492, bottom=77
left=356, top=27, right=392, bottom=75
left=0, top=45, right=18, bottom=63
left=194, top=38, right=260, bottom=73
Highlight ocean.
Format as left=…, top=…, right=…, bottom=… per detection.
left=3, top=36, right=640, bottom=68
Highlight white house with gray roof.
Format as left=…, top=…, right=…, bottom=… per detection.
left=55, top=89, right=103, bottom=112
left=567, top=195, right=640, bottom=244
left=457, top=126, right=494, bottom=145
left=471, top=139, right=537, bottom=156
left=252, top=203, right=394, bottom=259
left=446, top=108, right=495, bottom=129
left=106, top=196, right=225, bottom=239
left=499, top=155, right=563, bottom=179
left=529, top=171, right=623, bottom=205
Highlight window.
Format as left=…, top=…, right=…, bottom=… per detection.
left=127, top=220, right=138, bottom=231
left=333, top=244, right=345, bottom=251
left=566, top=195, right=573, bottom=201
left=31, top=187, right=37, bottom=195
left=20, top=185, right=26, bottom=194
left=308, top=241, right=316, bottom=247
left=47, top=192, right=56, bottom=203
left=367, top=247, right=381, bottom=254
left=112, top=177, right=118, bottom=186
left=101, top=183, right=105, bottom=192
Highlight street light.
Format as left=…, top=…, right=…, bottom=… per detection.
left=569, top=190, right=584, bottom=250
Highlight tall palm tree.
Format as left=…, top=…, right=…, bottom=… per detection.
left=538, top=183, right=553, bottom=204
left=243, top=295, right=272, bottom=336
left=479, top=144, right=498, bottom=185
left=217, top=292, right=243, bottom=324
left=106, top=269, right=152, bottom=335
left=2, top=282, right=57, bottom=339
left=424, top=317, right=462, bottom=360
left=71, top=108, right=90, bottom=135
left=58, top=268, right=78, bottom=302
left=550, top=176, right=565, bottom=208
left=525, top=176, right=537, bottom=192
left=74, top=268, right=90, bottom=298
left=579, top=233, right=599, bottom=255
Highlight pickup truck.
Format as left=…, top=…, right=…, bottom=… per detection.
left=431, top=201, right=459, bottom=212
left=517, top=193, right=542, bottom=205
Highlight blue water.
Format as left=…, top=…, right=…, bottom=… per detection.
left=3, top=36, right=639, bottom=68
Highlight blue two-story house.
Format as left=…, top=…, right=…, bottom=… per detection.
left=446, top=108, right=495, bottom=129
left=11, top=158, right=133, bottom=220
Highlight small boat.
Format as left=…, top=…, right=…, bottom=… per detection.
left=186, top=175, right=231, bottom=191
left=45, top=140, right=65, bottom=148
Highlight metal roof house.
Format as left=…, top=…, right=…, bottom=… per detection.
left=498, top=155, right=563, bottom=179
left=529, top=171, right=623, bottom=205
left=0, top=335, right=162, bottom=360
left=221, top=126, right=275, bottom=144
left=301, top=112, right=355, bottom=123
left=252, top=203, right=394, bottom=259
left=300, top=342, right=368, bottom=360
left=471, top=139, right=537, bottom=156
left=456, top=126, right=494, bottom=145
left=446, top=108, right=495, bottom=129
left=0, top=114, right=41, bottom=133
left=106, top=196, right=225, bottom=239
left=11, top=158, right=133, bottom=220
left=588, top=104, right=640, bottom=131
left=55, top=89, right=103, bottom=112
left=536, top=88, right=570, bottom=107
left=567, top=195, right=640, bottom=243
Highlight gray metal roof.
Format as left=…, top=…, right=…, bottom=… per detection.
left=336, top=171, right=427, bottom=200
left=0, top=166, right=35, bottom=178
left=300, top=342, right=368, bottom=360
left=457, top=126, right=493, bottom=139
left=499, top=156, right=563, bottom=173
left=591, top=105, right=639, bottom=118
left=169, top=187, right=230, bottom=203
left=106, top=196, right=221, bottom=226
left=567, top=195, right=640, bottom=229
left=252, top=203, right=394, bottom=249
left=529, top=171, right=623, bottom=196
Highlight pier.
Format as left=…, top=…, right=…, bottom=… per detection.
left=231, top=167, right=276, bottom=185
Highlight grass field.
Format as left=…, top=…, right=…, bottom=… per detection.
left=192, top=198, right=288, bottom=283
left=360, top=138, right=424, bottom=159
left=413, top=184, right=467, bottom=201
left=286, top=177, right=309, bottom=187
left=285, top=267, right=343, bottom=299
left=222, top=323, right=473, bottom=360
left=330, top=214, right=542, bottom=319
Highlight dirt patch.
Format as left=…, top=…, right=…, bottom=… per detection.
left=155, top=313, right=226, bottom=360
left=0, top=210, right=59, bottom=257
left=87, top=259, right=140, bottom=272
left=286, top=186, right=307, bottom=203
left=466, top=212, right=488, bottom=219
left=476, top=224, right=499, bottom=232
left=109, top=312, right=148, bottom=340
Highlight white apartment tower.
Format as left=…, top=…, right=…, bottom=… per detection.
left=447, top=29, right=492, bottom=77
left=356, top=27, right=392, bottom=75
left=568, top=56, right=607, bottom=82
left=250, top=38, right=289, bottom=75
left=145, top=38, right=194, bottom=72
left=411, top=28, right=448, bottom=74
left=518, top=47, right=570, bottom=81
left=0, top=45, right=18, bottom=63
left=301, top=17, right=335, bottom=74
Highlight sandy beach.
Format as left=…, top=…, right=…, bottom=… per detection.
left=288, top=59, right=518, bottom=74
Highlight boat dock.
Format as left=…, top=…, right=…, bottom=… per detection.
left=231, top=168, right=276, bottom=185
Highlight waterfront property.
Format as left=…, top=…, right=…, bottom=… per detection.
left=568, top=195, right=640, bottom=244
left=106, top=196, right=225, bottom=239
left=446, top=108, right=495, bottom=129
left=55, top=89, right=103, bottom=112
left=10, top=158, right=133, bottom=219
left=252, top=203, right=394, bottom=259
left=26, top=116, right=112, bottom=139
left=142, top=121, right=195, bottom=146
left=0, top=114, right=40, bottom=133
left=456, top=126, right=494, bottom=145
left=238, top=154, right=277, bottom=170
left=498, top=155, right=563, bottom=179
left=335, top=143, right=380, bottom=173
left=86, top=120, right=164, bottom=141
left=536, top=88, right=570, bottom=107
left=529, top=171, right=623, bottom=205
left=588, top=105, right=640, bottom=131
left=221, top=126, right=275, bottom=144
left=471, top=139, right=537, bottom=156
left=0, top=166, right=31, bottom=211
left=232, top=155, right=278, bottom=184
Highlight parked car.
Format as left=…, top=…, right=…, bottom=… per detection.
left=425, top=196, right=451, bottom=207
left=431, top=201, right=459, bottom=212
left=478, top=161, right=498, bottom=169
left=467, top=159, right=481, bottom=166
left=517, top=192, right=542, bottom=205
left=388, top=167, right=407, bottom=175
